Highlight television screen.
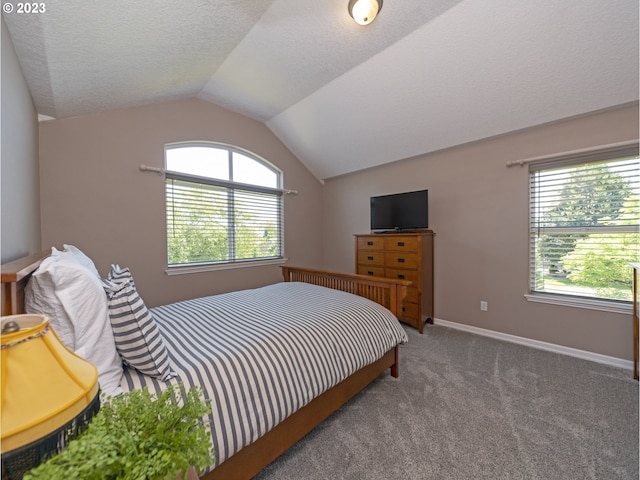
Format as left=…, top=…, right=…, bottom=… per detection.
left=370, top=190, right=428, bottom=232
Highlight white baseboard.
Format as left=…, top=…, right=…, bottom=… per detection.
left=432, top=318, right=634, bottom=372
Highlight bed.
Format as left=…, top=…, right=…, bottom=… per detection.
left=1, top=251, right=410, bottom=480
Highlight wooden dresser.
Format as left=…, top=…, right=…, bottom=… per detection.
left=355, top=232, right=434, bottom=333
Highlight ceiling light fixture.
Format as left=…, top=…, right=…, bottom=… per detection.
left=348, top=0, right=383, bottom=26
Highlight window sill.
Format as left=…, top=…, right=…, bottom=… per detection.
left=165, top=258, right=288, bottom=276
left=524, top=293, right=632, bottom=315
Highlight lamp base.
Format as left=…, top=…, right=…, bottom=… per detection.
left=1, top=390, right=100, bottom=480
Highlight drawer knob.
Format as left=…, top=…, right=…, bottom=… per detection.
left=398, top=274, right=405, bottom=279
left=397, top=258, right=405, bottom=263
left=368, top=256, right=374, bottom=261
left=397, top=241, right=405, bottom=246
left=367, top=241, right=374, bottom=246
left=367, top=271, right=374, bottom=275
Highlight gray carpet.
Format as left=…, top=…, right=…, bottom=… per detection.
left=253, top=324, right=639, bottom=480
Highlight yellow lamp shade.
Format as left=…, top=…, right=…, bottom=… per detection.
left=1, top=314, right=100, bottom=453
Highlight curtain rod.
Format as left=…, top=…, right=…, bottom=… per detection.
left=139, top=164, right=164, bottom=174
left=505, top=139, right=639, bottom=168
left=139, top=165, right=299, bottom=195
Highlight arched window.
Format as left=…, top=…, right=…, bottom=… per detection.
left=164, top=142, right=283, bottom=270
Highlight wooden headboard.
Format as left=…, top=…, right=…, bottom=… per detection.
left=1, top=251, right=49, bottom=316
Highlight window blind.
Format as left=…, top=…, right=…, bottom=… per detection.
left=166, top=176, right=283, bottom=266
left=529, top=153, right=639, bottom=301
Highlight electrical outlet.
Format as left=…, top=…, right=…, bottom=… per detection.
left=480, top=301, right=488, bottom=311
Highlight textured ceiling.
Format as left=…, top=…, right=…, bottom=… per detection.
left=3, top=0, right=638, bottom=180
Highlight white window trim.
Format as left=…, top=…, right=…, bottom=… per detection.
left=524, top=293, right=632, bottom=314
left=164, top=141, right=285, bottom=272
left=526, top=142, right=639, bottom=308
left=165, top=257, right=288, bottom=276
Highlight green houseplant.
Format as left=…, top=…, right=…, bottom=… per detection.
left=24, top=384, right=214, bottom=480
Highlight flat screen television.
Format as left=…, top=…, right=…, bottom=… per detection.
left=370, top=189, right=428, bottom=233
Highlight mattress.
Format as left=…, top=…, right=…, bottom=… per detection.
left=120, top=281, right=408, bottom=470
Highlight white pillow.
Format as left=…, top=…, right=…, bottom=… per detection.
left=59, top=244, right=101, bottom=277
left=26, top=248, right=75, bottom=348
left=25, top=245, right=101, bottom=349
left=25, top=247, right=123, bottom=397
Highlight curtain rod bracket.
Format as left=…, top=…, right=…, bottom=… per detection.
left=139, top=164, right=164, bottom=175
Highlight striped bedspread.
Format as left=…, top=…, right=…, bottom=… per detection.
left=120, top=281, right=408, bottom=471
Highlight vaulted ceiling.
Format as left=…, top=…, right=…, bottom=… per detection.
left=3, top=0, right=638, bottom=180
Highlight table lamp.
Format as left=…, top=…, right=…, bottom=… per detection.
left=1, top=314, right=100, bottom=480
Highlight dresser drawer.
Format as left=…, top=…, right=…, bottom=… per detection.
left=357, top=236, right=384, bottom=251
left=384, top=252, right=419, bottom=269
left=385, top=267, right=420, bottom=283
left=357, top=265, right=385, bottom=277
left=398, top=302, right=420, bottom=322
left=404, top=286, right=420, bottom=304
left=357, top=251, right=385, bottom=266
left=384, top=236, right=419, bottom=251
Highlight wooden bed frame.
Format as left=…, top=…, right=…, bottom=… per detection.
left=1, top=253, right=410, bottom=480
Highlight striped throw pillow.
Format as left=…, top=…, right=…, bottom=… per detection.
left=108, top=264, right=134, bottom=285
left=103, top=269, right=176, bottom=381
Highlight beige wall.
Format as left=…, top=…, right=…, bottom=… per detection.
left=39, top=98, right=324, bottom=307
left=321, top=104, right=639, bottom=361
left=1, top=17, right=41, bottom=263
left=20, top=80, right=640, bottom=361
